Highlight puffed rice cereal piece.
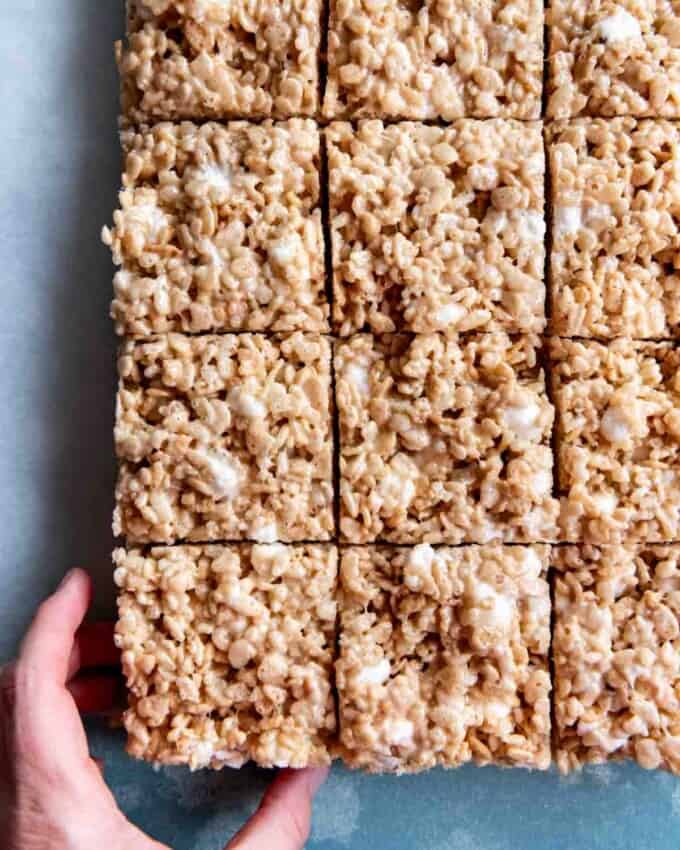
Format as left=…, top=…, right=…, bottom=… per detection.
left=548, top=0, right=680, bottom=118
left=118, top=0, right=322, bottom=122
left=551, top=338, right=680, bottom=543
left=114, top=544, right=337, bottom=769
left=115, top=333, right=334, bottom=544
left=336, top=544, right=551, bottom=773
left=554, top=544, right=680, bottom=774
left=325, top=0, right=543, bottom=120
left=103, top=121, right=328, bottom=336
left=327, top=120, right=546, bottom=336
left=336, top=333, right=558, bottom=544
left=548, top=119, right=680, bottom=338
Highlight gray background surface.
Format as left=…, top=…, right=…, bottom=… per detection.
left=2, top=3, right=680, bottom=849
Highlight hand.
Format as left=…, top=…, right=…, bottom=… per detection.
left=0, top=568, right=329, bottom=850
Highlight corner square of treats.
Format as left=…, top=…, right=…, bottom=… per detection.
left=336, top=544, right=552, bottom=773
left=548, top=119, right=680, bottom=339
left=551, top=338, right=680, bottom=543
left=547, top=0, right=680, bottom=118
left=114, top=544, right=338, bottom=770
left=119, top=0, right=322, bottom=121
left=336, top=333, right=558, bottom=544
left=554, top=545, right=680, bottom=775
left=114, top=332, right=334, bottom=544
left=104, top=121, right=328, bottom=336
left=324, top=0, right=543, bottom=120
left=327, top=120, right=546, bottom=337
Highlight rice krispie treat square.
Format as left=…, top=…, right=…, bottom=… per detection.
left=324, top=0, right=543, bottom=120
left=103, top=121, right=327, bottom=336
left=548, top=119, right=680, bottom=339
left=336, top=544, right=552, bottom=773
left=115, top=332, right=334, bottom=544
left=554, top=545, right=680, bottom=774
left=327, top=121, right=546, bottom=337
left=548, top=0, right=680, bottom=119
left=336, top=333, right=558, bottom=544
left=551, top=338, right=680, bottom=543
left=114, top=543, right=338, bottom=769
left=118, top=0, right=322, bottom=122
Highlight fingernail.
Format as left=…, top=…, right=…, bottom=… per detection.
left=57, top=568, right=78, bottom=591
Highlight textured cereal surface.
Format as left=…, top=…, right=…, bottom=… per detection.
left=336, top=544, right=551, bottom=773
left=548, top=119, right=680, bottom=339
left=324, top=0, right=543, bottom=120
left=328, top=120, right=546, bottom=337
left=548, top=0, right=680, bottom=118
left=554, top=544, right=680, bottom=774
left=114, top=544, right=337, bottom=769
left=119, top=0, right=321, bottom=121
left=115, top=333, right=334, bottom=544
left=551, top=338, right=680, bottom=544
left=103, top=121, right=327, bottom=336
left=336, top=333, right=558, bottom=544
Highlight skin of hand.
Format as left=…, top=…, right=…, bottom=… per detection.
left=0, top=568, right=329, bottom=850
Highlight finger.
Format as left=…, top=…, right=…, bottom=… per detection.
left=68, top=673, right=121, bottom=714
left=10, top=571, right=115, bottom=789
left=226, top=766, right=329, bottom=850
left=20, top=569, right=92, bottom=685
left=67, top=622, right=120, bottom=680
